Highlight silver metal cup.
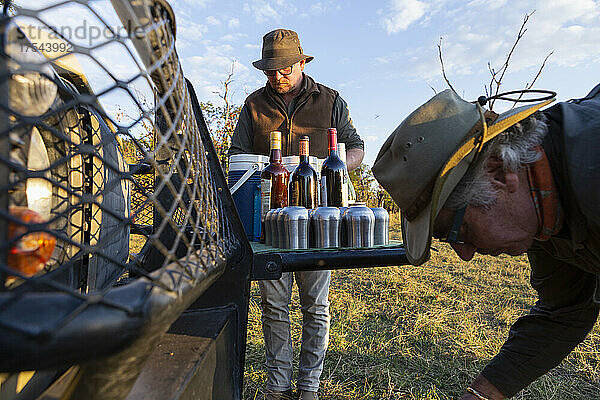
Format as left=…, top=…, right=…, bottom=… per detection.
left=312, top=207, right=340, bottom=248
left=371, top=207, right=390, bottom=245
left=270, top=208, right=282, bottom=248
left=308, top=208, right=317, bottom=248
left=344, top=203, right=375, bottom=247
left=265, top=209, right=275, bottom=246
left=276, top=208, right=287, bottom=249
left=283, top=206, right=309, bottom=249
left=339, top=206, right=349, bottom=247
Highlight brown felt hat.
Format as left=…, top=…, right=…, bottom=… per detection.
left=253, top=29, right=313, bottom=71
left=372, top=89, right=555, bottom=265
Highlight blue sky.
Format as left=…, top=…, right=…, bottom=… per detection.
left=171, top=0, right=599, bottom=166
left=25, top=0, right=600, bottom=166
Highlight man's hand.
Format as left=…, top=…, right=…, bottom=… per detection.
left=346, top=147, right=364, bottom=171
left=460, top=375, right=505, bottom=400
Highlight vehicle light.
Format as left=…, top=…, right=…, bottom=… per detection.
left=7, top=206, right=56, bottom=277
left=5, top=23, right=58, bottom=116
left=25, top=127, right=52, bottom=221
left=9, top=71, right=58, bottom=117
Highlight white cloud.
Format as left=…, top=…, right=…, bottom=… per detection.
left=228, top=18, right=240, bottom=29
left=365, top=135, right=379, bottom=142
left=337, top=80, right=362, bottom=90
left=220, top=33, right=248, bottom=42
left=177, top=18, right=208, bottom=41
left=244, top=1, right=280, bottom=23
left=310, top=2, right=327, bottom=15
left=182, top=49, right=257, bottom=104
left=381, top=0, right=428, bottom=34
left=180, top=0, right=213, bottom=7
left=388, top=0, right=600, bottom=84
left=244, top=43, right=261, bottom=50
left=205, top=16, right=221, bottom=25
left=243, top=0, right=298, bottom=23
left=466, top=0, right=508, bottom=10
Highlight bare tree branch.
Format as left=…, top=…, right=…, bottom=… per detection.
left=511, top=51, right=554, bottom=107
left=208, top=61, right=240, bottom=169
left=488, top=10, right=535, bottom=109
left=486, top=61, right=498, bottom=98
left=437, top=37, right=457, bottom=94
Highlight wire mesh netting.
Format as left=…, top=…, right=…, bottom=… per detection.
left=0, top=0, right=240, bottom=373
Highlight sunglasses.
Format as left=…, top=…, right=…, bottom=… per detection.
left=263, top=65, right=294, bottom=76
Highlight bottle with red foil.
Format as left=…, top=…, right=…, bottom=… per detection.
left=260, top=131, right=290, bottom=242
left=320, top=128, right=348, bottom=207
left=289, top=135, right=318, bottom=208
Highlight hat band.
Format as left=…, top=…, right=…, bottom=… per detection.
left=263, top=47, right=302, bottom=59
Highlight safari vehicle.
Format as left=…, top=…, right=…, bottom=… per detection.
left=0, top=1, right=407, bottom=399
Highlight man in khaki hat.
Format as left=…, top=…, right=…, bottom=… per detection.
left=229, top=28, right=364, bottom=167
left=229, top=29, right=364, bottom=400
left=373, top=83, right=600, bottom=399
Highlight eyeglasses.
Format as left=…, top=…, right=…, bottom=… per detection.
left=263, top=65, right=293, bottom=76
left=435, top=206, right=467, bottom=245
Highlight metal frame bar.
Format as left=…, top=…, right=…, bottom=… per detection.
left=185, top=78, right=253, bottom=400
left=251, top=245, right=409, bottom=280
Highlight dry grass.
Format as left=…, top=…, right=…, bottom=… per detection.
left=243, top=213, right=600, bottom=399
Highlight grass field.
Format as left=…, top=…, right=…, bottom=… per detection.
left=243, top=214, right=600, bottom=399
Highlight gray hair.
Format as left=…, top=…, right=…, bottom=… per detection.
left=444, top=111, right=549, bottom=210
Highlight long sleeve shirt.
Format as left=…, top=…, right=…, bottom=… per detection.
left=481, top=84, right=600, bottom=397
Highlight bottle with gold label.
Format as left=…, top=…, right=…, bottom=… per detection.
left=289, top=135, right=318, bottom=208
left=260, top=131, right=289, bottom=242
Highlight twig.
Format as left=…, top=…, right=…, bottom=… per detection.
left=511, top=51, right=554, bottom=107
left=489, top=11, right=535, bottom=109
left=486, top=62, right=497, bottom=98
left=437, top=37, right=456, bottom=94
left=326, top=353, right=344, bottom=380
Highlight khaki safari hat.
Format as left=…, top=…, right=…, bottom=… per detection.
left=253, top=29, right=313, bottom=71
left=372, top=89, right=555, bottom=265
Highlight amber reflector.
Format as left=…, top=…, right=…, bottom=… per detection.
left=7, top=206, right=56, bottom=277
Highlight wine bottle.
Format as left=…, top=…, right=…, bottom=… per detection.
left=337, top=142, right=351, bottom=206
left=320, top=128, right=347, bottom=207
left=261, top=131, right=290, bottom=242
left=289, top=135, right=318, bottom=208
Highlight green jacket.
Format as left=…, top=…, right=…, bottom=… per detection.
left=482, top=83, right=600, bottom=397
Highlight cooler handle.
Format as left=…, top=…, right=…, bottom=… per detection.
left=230, top=163, right=260, bottom=194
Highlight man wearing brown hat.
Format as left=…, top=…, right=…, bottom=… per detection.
left=229, top=29, right=364, bottom=400
left=373, top=83, right=600, bottom=399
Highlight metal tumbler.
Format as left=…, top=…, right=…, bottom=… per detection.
left=283, top=206, right=309, bottom=249
left=339, top=206, right=349, bottom=247
left=270, top=208, right=282, bottom=248
left=344, top=203, right=375, bottom=247
left=276, top=208, right=288, bottom=249
left=312, top=207, right=340, bottom=248
left=308, top=208, right=317, bottom=248
left=371, top=207, right=390, bottom=245
left=265, top=209, right=275, bottom=246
